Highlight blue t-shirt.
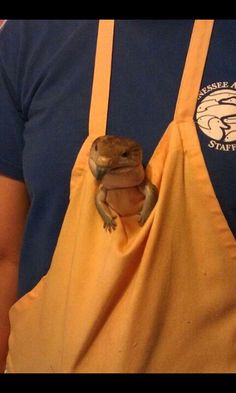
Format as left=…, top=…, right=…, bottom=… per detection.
left=0, top=20, right=235, bottom=297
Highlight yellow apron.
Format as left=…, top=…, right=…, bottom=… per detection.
left=7, top=20, right=236, bottom=373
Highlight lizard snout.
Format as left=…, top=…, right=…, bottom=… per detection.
left=97, top=156, right=113, bottom=167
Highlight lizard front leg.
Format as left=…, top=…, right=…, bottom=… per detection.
left=95, top=186, right=117, bottom=232
left=138, top=179, right=158, bottom=226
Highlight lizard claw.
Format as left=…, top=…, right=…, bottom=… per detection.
left=138, top=212, right=147, bottom=226
left=103, top=216, right=117, bottom=232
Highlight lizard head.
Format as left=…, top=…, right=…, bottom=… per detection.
left=89, top=135, right=143, bottom=182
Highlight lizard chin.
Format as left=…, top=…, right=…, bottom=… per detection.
left=109, top=166, right=136, bottom=174
left=96, top=165, right=136, bottom=180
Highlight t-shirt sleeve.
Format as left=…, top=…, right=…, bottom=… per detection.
left=0, top=21, right=25, bottom=181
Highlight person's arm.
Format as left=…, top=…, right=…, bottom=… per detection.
left=0, top=174, right=30, bottom=372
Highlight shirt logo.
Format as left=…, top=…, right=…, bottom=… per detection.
left=196, top=82, right=236, bottom=151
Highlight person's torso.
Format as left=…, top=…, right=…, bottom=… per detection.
left=2, top=19, right=235, bottom=297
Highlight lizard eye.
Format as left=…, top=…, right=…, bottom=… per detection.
left=121, top=151, right=128, bottom=158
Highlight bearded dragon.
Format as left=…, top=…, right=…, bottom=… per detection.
left=88, top=135, right=158, bottom=232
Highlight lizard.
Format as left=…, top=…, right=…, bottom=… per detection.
left=88, top=135, right=158, bottom=232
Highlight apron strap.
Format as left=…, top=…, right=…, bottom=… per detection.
left=174, top=20, right=214, bottom=121
left=88, top=20, right=214, bottom=134
left=88, top=20, right=114, bottom=137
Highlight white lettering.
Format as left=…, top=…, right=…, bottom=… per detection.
left=208, top=140, right=216, bottom=148
left=198, top=82, right=230, bottom=100
left=219, top=144, right=227, bottom=151
left=208, top=140, right=236, bottom=151
left=224, top=144, right=231, bottom=152
left=222, top=81, right=229, bottom=88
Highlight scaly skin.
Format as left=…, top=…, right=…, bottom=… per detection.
left=88, top=136, right=158, bottom=232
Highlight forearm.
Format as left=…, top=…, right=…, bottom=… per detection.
left=0, top=257, right=19, bottom=373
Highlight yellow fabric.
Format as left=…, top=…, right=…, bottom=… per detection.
left=6, top=20, right=236, bottom=373
left=88, top=20, right=114, bottom=137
